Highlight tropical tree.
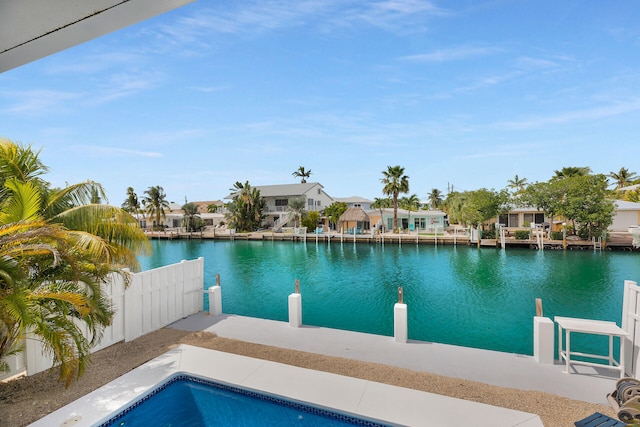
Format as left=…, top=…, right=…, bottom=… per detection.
left=182, top=202, right=202, bottom=232
left=292, top=166, right=312, bottom=184
left=609, top=167, right=638, bottom=189
left=400, top=194, right=420, bottom=231
left=121, top=187, right=140, bottom=215
left=207, top=203, right=220, bottom=213
left=371, top=197, right=392, bottom=231
left=323, top=202, right=348, bottom=231
left=143, top=186, right=170, bottom=230
left=225, top=181, right=265, bottom=232
left=287, top=198, right=306, bottom=228
left=0, top=139, right=150, bottom=385
left=552, top=166, right=591, bottom=180
left=443, top=189, right=508, bottom=228
left=381, top=165, right=409, bottom=232
left=428, top=188, right=443, bottom=210
left=507, top=175, right=528, bottom=194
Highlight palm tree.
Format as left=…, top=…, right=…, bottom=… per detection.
left=381, top=165, right=409, bottom=232
left=371, top=197, right=392, bottom=232
left=292, top=166, right=312, bottom=184
left=552, top=166, right=591, bottom=180
left=609, top=167, right=638, bottom=189
left=0, top=180, right=120, bottom=385
left=401, top=193, right=420, bottom=231
left=428, top=188, right=443, bottom=210
left=226, top=181, right=266, bottom=232
left=122, top=187, right=140, bottom=215
left=182, top=202, right=201, bottom=232
left=143, top=186, right=170, bottom=229
left=287, top=198, right=306, bottom=228
left=507, top=175, right=528, bottom=194
left=0, top=139, right=150, bottom=384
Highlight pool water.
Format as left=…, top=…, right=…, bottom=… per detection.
left=100, top=375, right=392, bottom=427
left=139, top=240, right=640, bottom=357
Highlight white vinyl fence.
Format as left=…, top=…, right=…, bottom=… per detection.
left=1, top=258, right=204, bottom=381
left=622, top=280, right=640, bottom=378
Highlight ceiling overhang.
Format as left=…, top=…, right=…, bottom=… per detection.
left=0, top=0, right=194, bottom=73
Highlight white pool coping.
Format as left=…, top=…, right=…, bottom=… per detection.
left=30, top=344, right=543, bottom=427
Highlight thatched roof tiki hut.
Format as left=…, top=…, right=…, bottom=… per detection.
left=339, top=208, right=370, bottom=234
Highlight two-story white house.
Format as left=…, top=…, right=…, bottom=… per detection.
left=333, top=196, right=373, bottom=211
left=227, top=182, right=334, bottom=229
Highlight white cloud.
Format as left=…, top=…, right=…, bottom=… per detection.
left=402, top=46, right=500, bottom=62
left=493, top=100, right=640, bottom=130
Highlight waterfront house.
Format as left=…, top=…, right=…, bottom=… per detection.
left=611, top=200, right=640, bottom=231
left=333, top=196, right=373, bottom=211
left=339, top=208, right=370, bottom=233
left=226, top=182, right=334, bottom=229
left=367, top=208, right=447, bottom=232
left=497, top=207, right=547, bottom=230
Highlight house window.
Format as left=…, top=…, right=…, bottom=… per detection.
left=523, top=213, right=534, bottom=226
left=307, top=198, right=314, bottom=207
left=354, top=203, right=361, bottom=208
left=275, top=199, right=288, bottom=207
left=498, top=215, right=508, bottom=226
left=508, top=214, right=519, bottom=227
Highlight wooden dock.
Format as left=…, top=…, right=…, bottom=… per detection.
left=145, top=230, right=638, bottom=251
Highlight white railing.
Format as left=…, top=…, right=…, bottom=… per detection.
left=0, top=258, right=204, bottom=381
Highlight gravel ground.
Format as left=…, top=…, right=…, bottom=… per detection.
left=0, top=328, right=617, bottom=427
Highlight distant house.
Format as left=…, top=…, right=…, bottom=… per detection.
left=497, top=207, right=547, bottom=230
left=226, top=182, right=334, bottom=229
left=497, top=200, right=640, bottom=233
left=611, top=200, right=640, bottom=231
left=333, top=196, right=373, bottom=211
left=339, top=208, right=370, bottom=233
left=367, top=208, right=446, bottom=232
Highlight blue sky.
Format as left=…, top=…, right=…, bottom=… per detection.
left=1, top=0, right=639, bottom=205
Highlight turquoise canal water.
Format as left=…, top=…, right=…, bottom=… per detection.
left=139, top=240, right=640, bottom=356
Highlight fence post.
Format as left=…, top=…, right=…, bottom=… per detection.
left=533, top=298, right=554, bottom=364
left=209, top=273, right=222, bottom=316
left=288, top=279, right=302, bottom=327
left=394, top=287, right=408, bottom=343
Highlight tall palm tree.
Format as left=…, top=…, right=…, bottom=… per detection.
left=143, top=186, right=170, bottom=229
left=401, top=193, right=420, bottom=231
left=552, top=166, right=591, bottom=180
left=226, top=181, right=266, bottom=232
left=292, top=166, right=312, bottom=184
left=371, top=197, right=392, bottom=231
left=609, top=167, right=638, bottom=189
left=122, top=187, right=140, bottom=215
left=428, top=188, right=443, bottom=210
left=381, top=165, right=409, bottom=232
left=507, top=175, right=528, bottom=194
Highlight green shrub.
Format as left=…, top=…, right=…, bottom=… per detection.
left=514, top=230, right=530, bottom=240
left=550, top=231, right=563, bottom=240
left=481, top=229, right=496, bottom=239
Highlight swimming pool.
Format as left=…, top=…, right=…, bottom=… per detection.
left=30, top=345, right=543, bottom=427
left=101, top=374, right=392, bottom=427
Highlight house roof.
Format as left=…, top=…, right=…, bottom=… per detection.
left=618, top=183, right=640, bottom=192
left=226, top=182, right=327, bottom=199
left=0, top=0, right=193, bottom=73
left=334, top=196, right=373, bottom=204
left=614, top=200, right=640, bottom=211
left=339, top=208, right=370, bottom=222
